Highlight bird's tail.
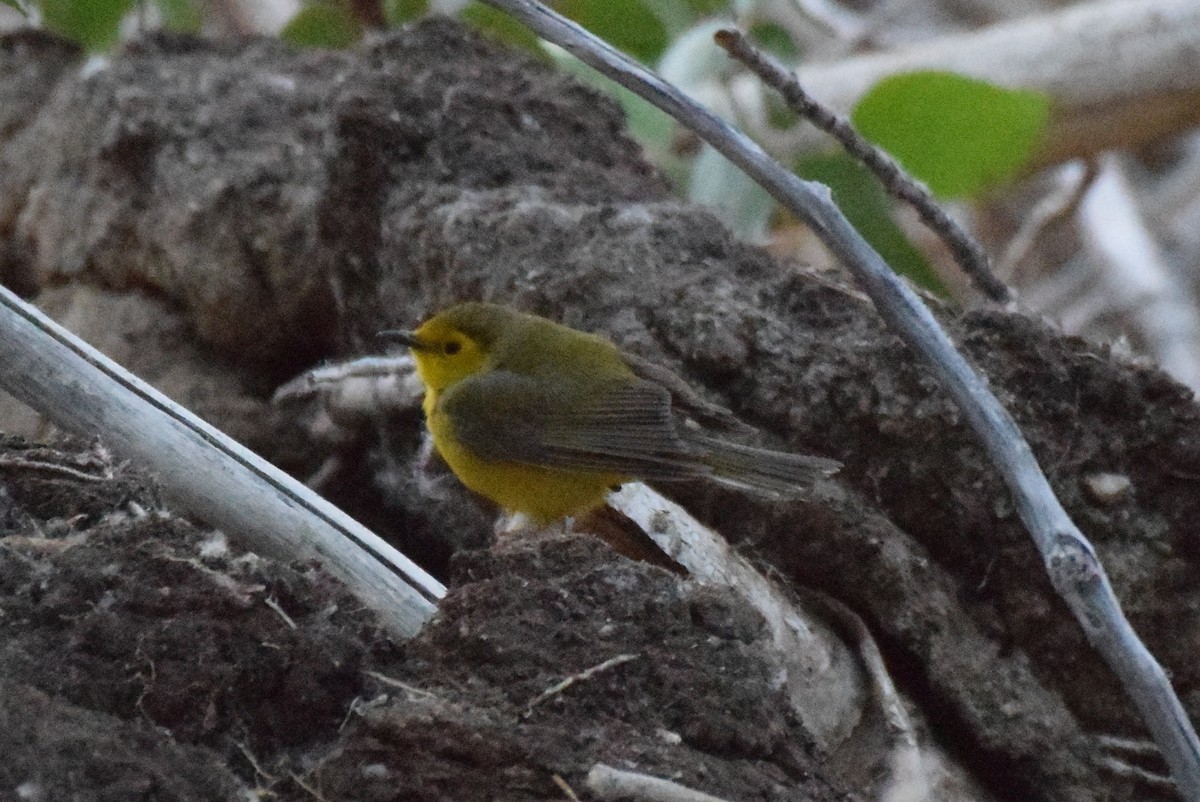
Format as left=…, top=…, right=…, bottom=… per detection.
left=689, top=434, right=840, bottom=496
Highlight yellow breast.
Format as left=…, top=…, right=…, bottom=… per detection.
left=424, top=391, right=625, bottom=524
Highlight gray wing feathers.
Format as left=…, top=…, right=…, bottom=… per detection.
left=442, top=369, right=840, bottom=492
left=686, top=434, right=840, bottom=494
left=620, top=351, right=747, bottom=431
left=441, top=371, right=708, bottom=479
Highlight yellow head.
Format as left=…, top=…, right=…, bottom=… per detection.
left=388, top=303, right=526, bottom=393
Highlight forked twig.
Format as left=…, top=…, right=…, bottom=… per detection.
left=714, top=28, right=1011, bottom=304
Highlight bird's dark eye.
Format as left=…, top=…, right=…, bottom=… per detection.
left=444, top=340, right=462, bottom=355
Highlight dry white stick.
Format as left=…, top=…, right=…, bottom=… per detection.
left=610, top=484, right=865, bottom=749
left=0, top=285, right=445, bottom=637
left=522, top=653, right=640, bottom=717
left=551, top=774, right=582, bottom=802
left=1097, top=733, right=1165, bottom=758
left=234, top=739, right=279, bottom=784
left=478, top=2, right=1200, bottom=796
left=1078, top=155, right=1200, bottom=393
left=586, top=764, right=731, bottom=802
left=274, top=355, right=427, bottom=458
left=362, top=670, right=443, bottom=701
left=0, top=455, right=112, bottom=483
left=750, top=0, right=1200, bottom=166
left=811, top=593, right=928, bottom=802
left=272, top=355, right=425, bottom=413
left=263, top=596, right=299, bottom=630
left=1096, top=755, right=1176, bottom=791
left=996, top=160, right=1094, bottom=283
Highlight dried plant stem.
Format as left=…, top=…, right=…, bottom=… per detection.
left=477, top=1, right=1200, bottom=796
left=784, top=0, right=1200, bottom=167
left=0, top=285, right=444, bottom=638
left=714, top=28, right=1010, bottom=304
left=1079, top=155, right=1200, bottom=393
left=587, top=764, right=731, bottom=802
left=522, top=653, right=640, bottom=718
left=996, top=160, right=1095, bottom=281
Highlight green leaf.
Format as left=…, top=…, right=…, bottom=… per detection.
left=38, top=0, right=133, bottom=50
left=682, top=0, right=729, bottom=15
left=384, top=0, right=428, bottom=26
left=851, top=71, right=1049, bottom=199
left=155, top=0, right=202, bottom=33
left=643, top=0, right=720, bottom=37
left=280, top=3, right=363, bottom=49
left=460, top=1, right=543, bottom=55
left=748, top=21, right=796, bottom=60
left=556, top=0, right=668, bottom=63
left=800, top=152, right=945, bottom=295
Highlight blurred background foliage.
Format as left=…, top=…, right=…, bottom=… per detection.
left=0, top=0, right=1053, bottom=300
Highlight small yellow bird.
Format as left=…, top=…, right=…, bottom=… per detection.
left=383, top=302, right=838, bottom=524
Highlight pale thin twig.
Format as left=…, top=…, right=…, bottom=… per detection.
left=477, top=2, right=1200, bottom=796
left=996, top=160, right=1096, bottom=281
left=234, top=739, right=279, bottom=785
left=809, top=591, right=929, bottom=802
left=0, top=455, right=111, bottom=483
left=362, top=670, right=443, bottom=701
left=1097, top=734, right=1164, bottom=757
left=0, top=285, right=444, bottom=638
left=714, top=28, right=1011, bottom=304
left=609, top=483, right=864, bottom=750
left=272, top=354, right=423, bottom=410
left=552, top=774, right=582, bottom=802
left=1095, top=733, right=1174, bottom=790
left=586, top=764, right=732, bottom=802
left=290, top=771, right=330, bottom=802
left=522, top=653, right=639, bottom=717
left=1096, top=755, right=1176, bottom=791
left=1079, top=154, right=1200, bottom=393
left=263, top=596, right=298, bottom=630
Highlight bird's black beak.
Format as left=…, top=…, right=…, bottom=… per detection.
left=377, top=329, right=429, bottom=350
